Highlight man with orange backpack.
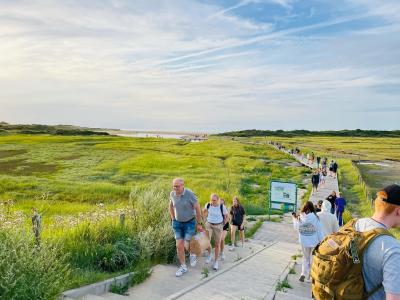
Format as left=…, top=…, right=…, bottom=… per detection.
left=311, top=184, right=400, bottom=300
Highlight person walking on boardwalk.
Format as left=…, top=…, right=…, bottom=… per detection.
left=326, top=191, right=337, bottom=214
left=329, top=160, right=335, bottom=177
left=311, top=169, right=320, bottom=195
left=316, top=156, right=321, bottom=168
left=321, top=157, right=327, bottom=171
left=169, top=178, right=203, bottom=277
left=332, top=160, right=338, bottom=178
left=219, top=199, right=229, bottom=261
left=317, top=200, right=339, bottom=237
left=311, top=184, right=400, bottom=300
left=319, top=168, right=326, bottom=187
left=203, top=193, right=228, bottom=270
left=335, top=192, right=347, bottom=226
left=292, top=201, right=323, bottom=282
left=229, top=196, right=246, bottom=250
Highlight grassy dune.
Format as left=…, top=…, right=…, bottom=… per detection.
left=0, top=135, right=308, bottom=216
left=0, top=134, right=310, bottom=297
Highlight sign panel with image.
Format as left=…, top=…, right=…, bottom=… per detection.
left=269, top=180, right=297, bottom=213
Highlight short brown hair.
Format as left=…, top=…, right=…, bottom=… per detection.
left=374, top=191, right=397, bottom=215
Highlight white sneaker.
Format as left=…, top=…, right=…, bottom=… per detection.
left=189, top=254, right=197, bottom=267
left=220, top=252, right=225, bottom=261
left=229, top=244, right=234, bottom=251
left=206, top=253, right=212, bottom=264
left=212, top=260, right=219, bottom=270
left=175, top=265, right=188, bottom=277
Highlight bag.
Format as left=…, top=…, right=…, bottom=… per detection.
left=311, top=219, right=392, bottom=300
left=189, top=231, right=211, bottom=256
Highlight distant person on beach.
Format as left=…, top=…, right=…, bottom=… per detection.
left=169, top=178, right=203, bottom=277
left=219, top=199, right=229, bottom=261
left=311, top=169, right=320, bottom=195
left=203, top=194, right=228, bottom=270
left=317, top=200, right=339, bottom=237
left=229, top=196, right=246, bottom=250
left=326, top=191, right=337, bottom=214
left=335, top=192, right=347, bottom=226
left=292, top=201, right=323, bottom=282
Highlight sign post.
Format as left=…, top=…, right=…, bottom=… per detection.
left=268, top=180, right=297, bottom=218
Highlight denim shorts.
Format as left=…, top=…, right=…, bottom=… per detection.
left=172, top=219, right=196, bottom=241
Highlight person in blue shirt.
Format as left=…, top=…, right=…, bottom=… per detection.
left=335, top=192, right=346, bottom=226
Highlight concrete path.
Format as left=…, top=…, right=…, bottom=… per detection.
left=72, top=143, right=339, bottom=300
left=272, top=145, right=340, bottom=204
left=88, top=216, right=302, bottom=300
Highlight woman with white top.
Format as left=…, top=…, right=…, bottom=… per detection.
left=292, top=201, right=323, bottom=282
left=203, top=193, right=228, bottom=270
left=317, top=200, right=339, bottom=238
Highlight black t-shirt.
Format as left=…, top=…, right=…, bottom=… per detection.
left=230, top=205, right=246, bottom=225
left=326, top=195, right=337, bottom=208
left=311, top=174, right=320, bottom=184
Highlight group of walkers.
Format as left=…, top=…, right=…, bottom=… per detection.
left=292, top=184, right=400, bottom=300
left=314, top=190, right=347, bottom=226
left=169, top=178, right=246, bottom=277
left=311, top=160, right=338, bottom=195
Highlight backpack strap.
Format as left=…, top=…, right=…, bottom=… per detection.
left=365, top=283, right=383, bottom=300
left=206, top=203, right=225, bottom=222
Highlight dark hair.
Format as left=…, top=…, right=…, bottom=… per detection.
left=301, top=201, right=318, bottom=217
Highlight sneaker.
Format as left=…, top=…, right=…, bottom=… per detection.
left=220, top=252, right=225, bottom=261
left=189, top=254, right=197, bottom=267
left=212, top=260, right=219, bottom=271
left=229, top=244, right=234, bottom=251
left=175, top=265, right=188, bottom=277
left=305, top=277, right=312, bottom=283
left=299, top=275, right=305, bottom=282
left=206, top=253, right=212, bottom=264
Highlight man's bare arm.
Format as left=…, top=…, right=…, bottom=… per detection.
left=169, top=200, right=175, bottom=220
left=194, top=202, right=203, bottom=226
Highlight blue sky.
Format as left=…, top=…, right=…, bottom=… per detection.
left=0, top=0, right=399, bottom=131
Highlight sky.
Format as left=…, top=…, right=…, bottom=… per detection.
left=0, top=0, right=399, bottom=132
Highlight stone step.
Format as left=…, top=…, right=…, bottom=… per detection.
left=102, top=292, right=129, bottom=299
left=82, top=295, right=107, bottom=300
left=166, top=242, right=299, bottom=300
left=102, top=241, right=266, bottom=299
left=275, top=291, right=312, bottom=300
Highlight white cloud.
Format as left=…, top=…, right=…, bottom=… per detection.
left=0, top=0, right=399, bottom=130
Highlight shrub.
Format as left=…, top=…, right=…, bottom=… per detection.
left=98, top=238, right=140, bottom=272
left=0, top=229, right=70, bottom=300
left=62, top=221, right=140, bottom=272
left=129, top=186, right=176, bottom=263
